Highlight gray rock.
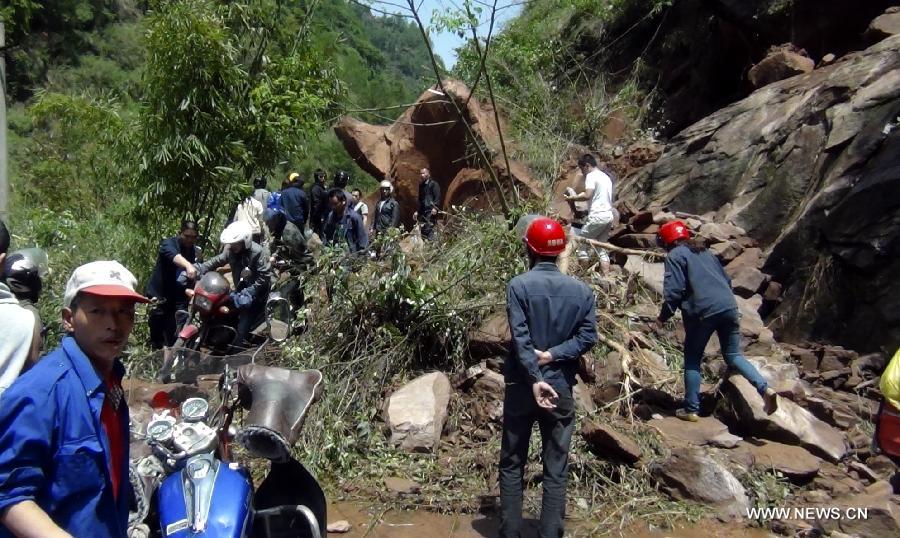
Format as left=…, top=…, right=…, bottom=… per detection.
left=619, top=35, right=900, bottom=354
left=623, top=255, right=665, bottom=295
left=723, top=375, right=849, bottom=462
left=710, top=240, right=743, bottom=264
left=868, top=8, right=900, bottom=42
left=385, top=372, right=452, bottom=452
left=650, top=447, right=750, bottom=518
left=731, top=266, right=768, bottom=298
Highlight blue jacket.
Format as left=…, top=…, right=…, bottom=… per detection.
left=0, top=337, right=131, bottom=538
left=323, top=209, right=369, bottom=254
left=504, top=262, right=597, bottom=389
left=659, top=244, right=736, bottom=322
left=281, top=186, right=308, bottom=228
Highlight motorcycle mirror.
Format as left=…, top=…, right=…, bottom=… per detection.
left=266, top=296, right=291, bottom=342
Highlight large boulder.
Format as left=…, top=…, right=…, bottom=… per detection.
left=623, top=255, right=665, bottom=295
left=384, top=372, right=452, bottom=453
left=334, top=80, right=544, bottom=227
left=722, top=375, right=849, bottom=462
left=619, top=34, right=900, bottom=353
left=650, top=447, right=750, bottom=518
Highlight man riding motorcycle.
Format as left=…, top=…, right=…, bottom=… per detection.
left=194, top=221, right=272, bottom=346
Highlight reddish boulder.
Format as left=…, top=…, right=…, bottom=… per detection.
left=748, top=45, right=815, bottom=88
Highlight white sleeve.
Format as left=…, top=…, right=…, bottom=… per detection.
left=361, top=203, right=369, bottom=216
left=584, top=172, right=597, bottom=193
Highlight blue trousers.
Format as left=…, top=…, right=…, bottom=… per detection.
left=682, top=308, right=768, bottom=413
left=499, top=382, right=574, bottom=538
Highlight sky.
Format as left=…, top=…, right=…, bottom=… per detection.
left=365, top=0, right=524, bottom=68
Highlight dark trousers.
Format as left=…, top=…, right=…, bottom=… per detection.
left=418, top=212, right=437, bottom=240
left=499, top=382, right=575, bottom=538
left=148, top=300, right=188, bottom=349
left=234, top=300, right=266, bottom=347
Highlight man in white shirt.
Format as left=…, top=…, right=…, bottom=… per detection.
left=565, top=154, right=615, bottom=274
left=0, top=219, right=41, bottom=398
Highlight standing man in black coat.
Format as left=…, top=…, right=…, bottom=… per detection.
left=500, top=216, right=597, bottom=538
left=417, top=167, right=441, bottom=240
left=309, top=169, right=329, bottom=238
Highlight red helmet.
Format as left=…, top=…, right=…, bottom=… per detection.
left=524, top=217, right=567, bottom=256
left=658, top=220, right=691, bottom=246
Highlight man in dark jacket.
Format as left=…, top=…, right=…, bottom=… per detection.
left=146, top=220, right=201, bottom=349
left=323, top=189, right=369, bottom=255
left=500, top=216, right=597, bottom=538
left=196, top=221, right=272, bottom=346
left=309, top=169, right=329, bottom=238
left=372, top=180, right=401, bottom=236
left=417, top=167, right=440, bottom=240
left=280, top=173, right=309, bottom=231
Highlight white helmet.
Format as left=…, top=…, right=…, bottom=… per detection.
left=379, top=180, right=392, bottom=191
left=220, top=220, right=253, bottom=248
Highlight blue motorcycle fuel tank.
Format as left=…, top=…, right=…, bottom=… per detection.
left=158, top=454, right=253, bottom=537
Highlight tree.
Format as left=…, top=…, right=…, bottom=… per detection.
left=130, top=0, right=342, bottom=237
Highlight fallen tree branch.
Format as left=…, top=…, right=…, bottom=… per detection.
left=571, top=235, right=666, bottom=259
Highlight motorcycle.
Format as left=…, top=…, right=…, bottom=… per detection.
left=173, top=270, right=245, bottom=352
left=131, top=345, right=326, bottom=537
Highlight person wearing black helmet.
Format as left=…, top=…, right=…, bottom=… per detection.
left=2, top=249, right=47, bottom=355
left=331, top=170, right=356, bottom=205
left=0, top=219, right=42, bottom=397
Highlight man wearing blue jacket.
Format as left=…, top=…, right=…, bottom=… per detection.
left=323, top=189, right=369, bottom=255
left=281, top=172, right=309, bottom=231
left=500, top=216, right=597, bottom=538
left=656, top=220, right=777, bottom=421
left=0, top=260, right=148, bottom=538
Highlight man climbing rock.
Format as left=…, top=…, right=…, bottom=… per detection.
left=500, top=216, right=597, bottom=538
left=656, top=220, right=778, bottom=421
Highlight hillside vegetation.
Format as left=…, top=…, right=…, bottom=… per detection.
left=4, top=0, right=439, bottom=344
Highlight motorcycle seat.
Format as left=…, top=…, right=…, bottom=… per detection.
left=235, top=364, right=324, bottom=461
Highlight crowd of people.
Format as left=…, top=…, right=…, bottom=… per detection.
left=0, top=151, right=897, bottom=537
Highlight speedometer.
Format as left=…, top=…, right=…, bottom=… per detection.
left=181, top=397, right=209, bottom=422
left=147, top=419, right=174, bottom=442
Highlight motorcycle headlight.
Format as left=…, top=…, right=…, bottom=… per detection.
left=195, top=296, right=213, bottom=312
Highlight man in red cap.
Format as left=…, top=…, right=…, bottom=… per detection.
left=500, top=216, right=597, bottom=538
left=0, top=260, right=148, bottom=538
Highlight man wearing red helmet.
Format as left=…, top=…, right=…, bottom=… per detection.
left=500, top=216, right=597, bottom=538
left=656, top=220, right=778, bottom=422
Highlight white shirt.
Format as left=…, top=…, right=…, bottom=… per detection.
left=0, top=283, right=36, bottom=397
left=584, top=168, right=614, bottom=220
left=354, top=201, right=369, bottom=217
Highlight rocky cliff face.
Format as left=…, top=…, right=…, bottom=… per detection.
left=619, top=34, right=900, bottom=353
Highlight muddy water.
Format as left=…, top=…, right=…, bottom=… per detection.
left=327, top=503, right=774, bottom=537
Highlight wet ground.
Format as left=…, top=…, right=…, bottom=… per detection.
left=327, top=503, right=774, bottom=537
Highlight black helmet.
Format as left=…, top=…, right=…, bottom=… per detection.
left=333, top=170, right=350, bottom=189
left=2, top=248, right=48, bottom=304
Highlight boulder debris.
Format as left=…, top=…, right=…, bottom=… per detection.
left=384, top=372, right=452, bottom=453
